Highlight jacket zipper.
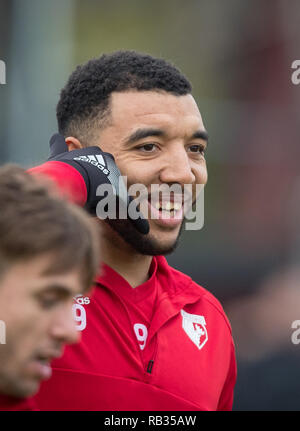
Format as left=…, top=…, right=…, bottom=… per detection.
left=147, top=360, right=154, bottom=374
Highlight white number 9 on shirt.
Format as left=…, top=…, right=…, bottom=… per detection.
left=72, top=304, right=87, bottom=331
left=133, top=323, right=148, bottom=350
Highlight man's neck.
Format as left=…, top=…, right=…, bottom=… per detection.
left=100, top=225, right=153, bottom=288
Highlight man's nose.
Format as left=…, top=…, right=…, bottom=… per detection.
left=50, top=307, right=80, bottom=345
left=159, top=146, right=195, bottom=185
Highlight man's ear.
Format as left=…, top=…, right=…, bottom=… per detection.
left=65, top=136, right=83, bottom=151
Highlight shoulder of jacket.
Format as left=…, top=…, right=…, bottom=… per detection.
left=189, top=279, right=233, bottom=335
left=166, top=263, right=233, bottom=335
left=158, top=258, right=233, bottom=335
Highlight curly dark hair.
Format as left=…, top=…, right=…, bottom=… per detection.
left=57, top=50, right=192, bottom=145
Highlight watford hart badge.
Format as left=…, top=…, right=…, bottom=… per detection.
left=181, top=309, right=208, bottom=350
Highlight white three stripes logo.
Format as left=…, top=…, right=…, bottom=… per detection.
left=73, top=154, right=110, bottom=175
left=87, top=155, right=106, bottom=166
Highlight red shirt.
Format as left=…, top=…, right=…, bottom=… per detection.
left=29, top=162, right=237, bottom=410
left=33, top=256, right=236, bottom=411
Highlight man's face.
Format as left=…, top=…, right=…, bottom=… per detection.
left=95, top=91, right=208, bottom=254
left=0, top=254, right=83, bottom=398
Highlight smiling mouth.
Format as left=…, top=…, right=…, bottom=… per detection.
left=153, top=197, right=182, bottom=210
left=150, top=199, right=182, bottom=217
left=142, top=198, right=184, bottom=227
left=129, top=187, right=194, bottom=223
left=147, top=192, right=193, bottom=216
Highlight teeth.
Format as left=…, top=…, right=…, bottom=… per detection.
left=165, top=202, right=172, bottom=210
left=153, top=201, right=182, bottom=211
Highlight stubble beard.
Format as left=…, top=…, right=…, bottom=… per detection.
left=104, top=217, right=184, bottom=256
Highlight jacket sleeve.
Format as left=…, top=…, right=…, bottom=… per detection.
left=217, top=340, right=237, bottom=411
left=28, top=161, right=87, bottom=206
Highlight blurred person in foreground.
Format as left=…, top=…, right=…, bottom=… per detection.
left=30, top=51, right=236, bottom=410
left=0, top=165, right=100, bottom=410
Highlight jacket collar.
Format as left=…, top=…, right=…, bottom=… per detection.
left=95, top=255, right=205, bottom=341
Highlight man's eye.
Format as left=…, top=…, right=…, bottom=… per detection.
left=137, top=143, right=157, bottom=152
left=38, top=296, right=60, bottom=309
left=188, top=144, right=206, bottom=155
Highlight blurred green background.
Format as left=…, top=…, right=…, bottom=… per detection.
left=1, top=0, right=300, bottom=410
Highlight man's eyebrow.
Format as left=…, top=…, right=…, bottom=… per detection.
left=191, top=130, right=209, bottom=143
left=34, top=285, right=72, bottom=297
left=123, top=128, right=166, bottom=146
left=123, top=127, right=209, bottom=146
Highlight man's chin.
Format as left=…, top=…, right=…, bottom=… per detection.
left=105, top=218, right=184, bottom=256
left=0, top=375, right=39, bottom=399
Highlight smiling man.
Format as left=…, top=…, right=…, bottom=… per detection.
left=31, top=51, right=236, bottom=410
left=0, top=165, right=100, bottom=410
left=91, top=90, right=208, bottom=260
